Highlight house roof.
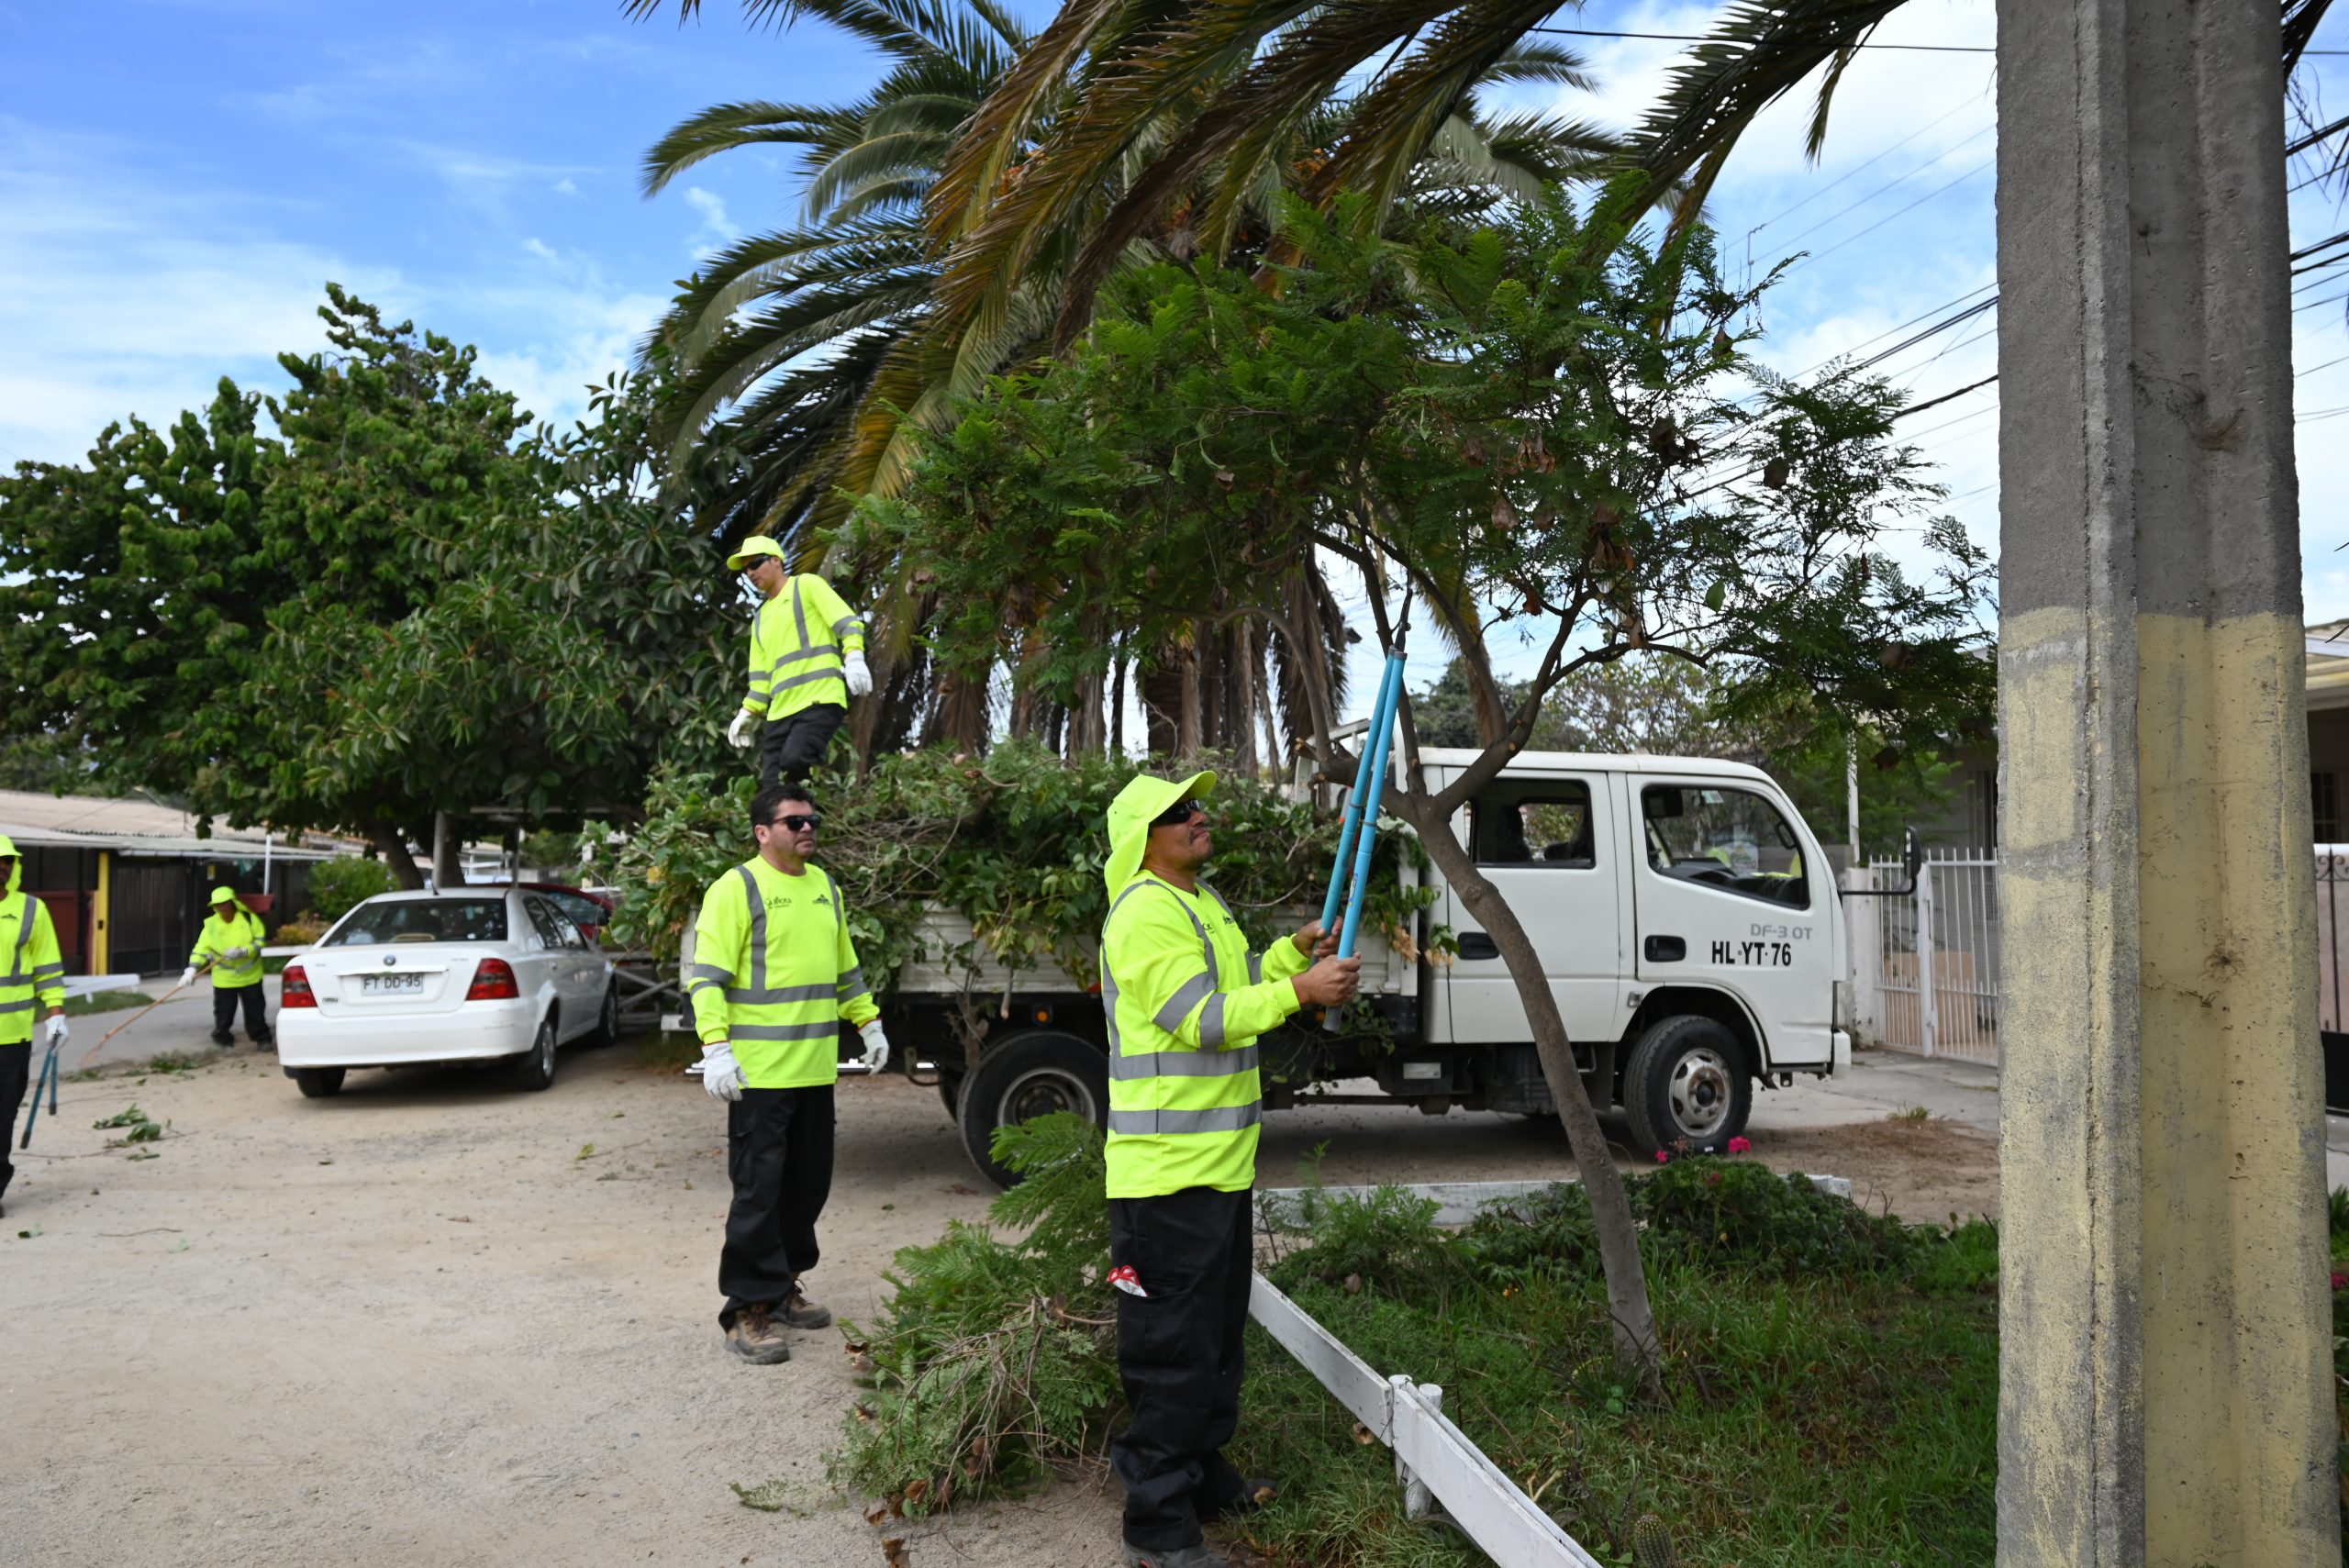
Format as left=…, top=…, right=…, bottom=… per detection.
left=0, top=790, right=352, bottom=861
left=2310, top=623, right=2349, bottom=712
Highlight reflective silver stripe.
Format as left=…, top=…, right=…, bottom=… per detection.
left=1107, top=1103, right=1262, bottom=1136
left=727, top=982, right=834, bottom=1005
left=1198, top=993, right=1228, bottom=1048
left=685, top=962, right=734, bottom=986
left=791, top=577, right=811, bottom=650
left=1108, top=1043, right=1259, bottom=1081
left=0, top=998, right=33, bottom=1014
left=1152, top=970, right=1216, bottom=1034
left=730, top=1020, right=843, bottom=1042
left=1247, top=952, right=1263, bottom=984
left=736, top=866, right=765, bottom=994
left=831, top=616, right=862, bottom=641
left=33, top=961, right=63, bottom=976
left=768, top=666, right=846, bottom=695
left=836, top=966, right=868, bottom=998
left=765, top=643, right=840, bottom=669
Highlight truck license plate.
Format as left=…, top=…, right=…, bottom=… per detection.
left=362, top=973, right=424, bottom=995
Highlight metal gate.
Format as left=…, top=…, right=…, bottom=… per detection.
left=1857, top=849, right=2002, bottom=1065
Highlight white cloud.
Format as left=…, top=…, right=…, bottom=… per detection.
left=683, top=185, right=734, bottom=255
left=552, top=177, right=580, bottom=195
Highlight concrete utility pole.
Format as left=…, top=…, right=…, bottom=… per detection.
left=1996, top=2, right=2338, bottom=1562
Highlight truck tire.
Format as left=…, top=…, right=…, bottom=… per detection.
left=1621, top=1015, right=1750, bottom=1157
left=957, top=1029, right=1108, bottom=1188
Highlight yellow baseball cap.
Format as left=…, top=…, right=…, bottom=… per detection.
left=726, top=535, right=785, bottom=571
left=1103, top=770, right=1215, bottom=899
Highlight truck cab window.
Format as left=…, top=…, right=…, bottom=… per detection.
left=1471, top=781, right=1597, bottom=868
left=1641, top=784, right=1809, bottom=907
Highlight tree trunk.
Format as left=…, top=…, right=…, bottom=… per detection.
left=431, top=811, right=468, bottom=888
left=1395, top=794, right=1663, bottom=1394
left=1230, top=617, right=1258, bottom=774
left=1254, top=636, right=1283, bottom=772
left=1141, top=662, right=1181, bottom=758
left=1111, top=644, right=1129, bottom=757
left=368, top=821, right=426, bottom=890
left=1178, top=627, right=1204, bottom=761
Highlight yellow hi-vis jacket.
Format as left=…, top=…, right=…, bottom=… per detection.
left=0, top=859, right=65, bottom=1048
left=1100, top=873, right=1311, bottom=1197
left=745, top=573, right=865, bottom=721
left=685, top=857, right=880, bottom=1088
left=190, top=906, right=268, bottom=989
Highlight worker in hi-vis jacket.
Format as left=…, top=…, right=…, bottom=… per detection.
left=721, top=536, right=871, bottom=787
left=1096, top=770, right=1361, bottom=1568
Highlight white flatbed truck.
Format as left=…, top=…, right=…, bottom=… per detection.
left=880, top=748, right=1854, bottom=1184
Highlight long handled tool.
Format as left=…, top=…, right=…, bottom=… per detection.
left=73, top=977, right=195, bottom=1073
left=1318, top=652, right=1406, bottom=935
left=1321, top=639, right=1409, bottom=1033
left=17, top=1040, right=59, bottom=1151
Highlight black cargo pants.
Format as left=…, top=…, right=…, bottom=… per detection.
left=1108, top=1184, right=1255, bottom=1553
left=211, top=983, right=272, bottom=1045
left=757, top=703, right=848, bottom=789
left=718, top=1084, right=836, bottom=1328
left=0, top=1041, right=28, bottom=1202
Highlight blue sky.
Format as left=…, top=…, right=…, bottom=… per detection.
left=5, top=0, right=2347, bottom=711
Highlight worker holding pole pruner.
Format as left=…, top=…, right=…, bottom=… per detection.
left=0, top=835, right=69, bottom=1218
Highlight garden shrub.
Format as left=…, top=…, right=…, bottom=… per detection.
left=1638, top=1155, right=1922, bottom=1276
left=304, top=856, right=397, bottom=921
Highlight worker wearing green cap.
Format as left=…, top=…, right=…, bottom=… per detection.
left=0, top=833, right=68, bottom=1218
left=722, top=535, right=872, bottom=787
left=1097, top=771, right=1360, bottom=1568
left=183, top=886, right=272, bottom=1050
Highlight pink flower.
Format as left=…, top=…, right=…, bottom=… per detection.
left=2332, top=1271, right=2346, bottom=1292
left=1727, top=1136, right=1753, bottom=1155
left=1653, top=1150, right=1670, bottom=1163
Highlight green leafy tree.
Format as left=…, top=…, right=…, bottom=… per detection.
left=857, top=192, right=1991, bottom=1387
left=0, top=293, right=740, bottom=881
left=303, top=857, right=399, bottom=922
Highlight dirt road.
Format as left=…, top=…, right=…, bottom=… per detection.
left=1, top=1035, right=1993, bottom=1567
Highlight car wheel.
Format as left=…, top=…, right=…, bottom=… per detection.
left=955, top=1029, right=1108, bottom=1188
left=1621, top=1015, right=1751, bottom=1157
left=292, top=1067, right=345, bottom=1099
left=511, top=1014, right=559, bottom=1092
left=585, top=984, right=620, bottom=1048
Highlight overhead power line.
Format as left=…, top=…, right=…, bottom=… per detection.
left=1521, top=25, right=1991, bottom=52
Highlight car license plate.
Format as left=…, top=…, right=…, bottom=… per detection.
left=362, top=973, right=425, bottom=995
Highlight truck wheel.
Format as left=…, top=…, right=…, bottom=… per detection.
left=1622, top=1015, right=1750, bottom=1157
left=957, top=1029, right=1108, bottom=1188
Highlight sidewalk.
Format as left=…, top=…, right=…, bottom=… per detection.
left=1787, top=1045, right=2349, bottom=1195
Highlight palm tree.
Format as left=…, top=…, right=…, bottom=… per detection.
left=631, top=0, right=1621, bottom=761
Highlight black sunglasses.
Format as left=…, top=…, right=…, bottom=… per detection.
left=767, top=813, right=822, bottom=833
left=1152, top=800, right=1202, bottom=828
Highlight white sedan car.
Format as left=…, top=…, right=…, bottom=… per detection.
left=276, top=888, right=618, bottom=1099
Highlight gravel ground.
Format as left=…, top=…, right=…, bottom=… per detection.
left=1, top=1014, right=1999, bottom=1568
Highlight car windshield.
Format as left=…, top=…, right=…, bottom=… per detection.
left=324, top=898, right=509, bottom=946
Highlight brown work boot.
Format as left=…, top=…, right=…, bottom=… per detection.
left=726, top=1305, right=792, bottom=1364
left=778, top=1290, right=832, bottom=1329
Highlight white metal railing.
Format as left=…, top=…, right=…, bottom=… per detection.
left=1248, top=1271, right=1605, bottom=1568
left=1854, top=848, right=2001, bottom=1065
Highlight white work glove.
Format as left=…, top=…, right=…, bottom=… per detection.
left=224, top=946, right=251, bottom=962
left=701, top=1040, right=745, bottom=1102
left=857, top=1018, right=890, bottom=1073
left=843, top=651, right=874, bottom=698
left=179, top=966, right=200, bottom=990
left=726, top=707, right=759, bottom=750
left=44, top=1014, right=67, bottom=1049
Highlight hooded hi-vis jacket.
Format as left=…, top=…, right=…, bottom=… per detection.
left=685, top=857, right=880, bottom=1088
left=1099, top=873, right=1311, bottom=1198
left=745, top=573, right=865, bottom=722
left=0, top=859, right=65, bottom=1049
left=191, top=906, right=269, bottom=989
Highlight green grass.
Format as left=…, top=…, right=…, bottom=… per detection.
left=1229, top=1265, right=1997, bottom=1568
left=631, top=1029, right=702, bottom=1073
left=63, top=989, right=152, bottom=1015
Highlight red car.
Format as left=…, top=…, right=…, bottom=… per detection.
left=478, top=882, right=616, bottom=945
